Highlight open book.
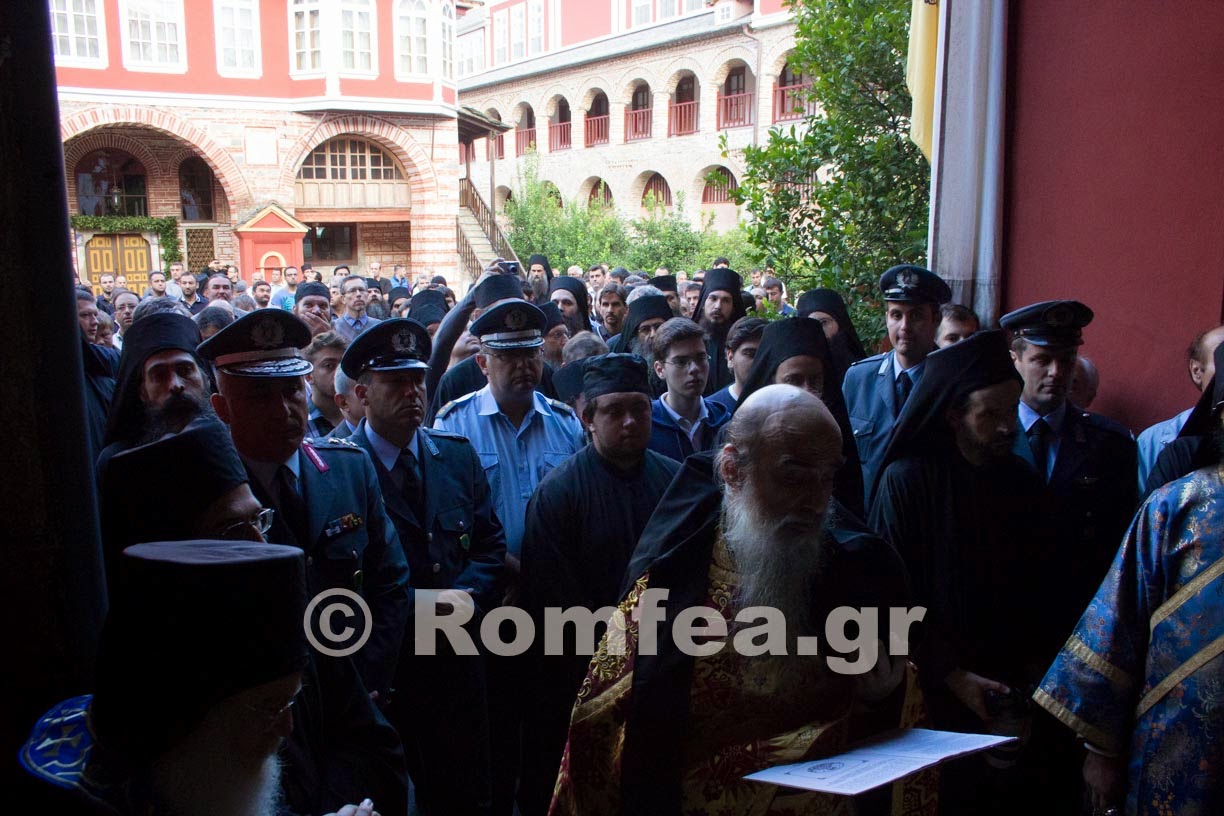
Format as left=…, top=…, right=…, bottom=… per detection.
left=745, top=728, right=1016, bottom=796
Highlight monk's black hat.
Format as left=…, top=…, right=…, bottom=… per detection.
left=408, top=288, right=447, bottom=327
left=473, top=274, right=525, bottom=308
left=583, top=353, right=651, bottom=400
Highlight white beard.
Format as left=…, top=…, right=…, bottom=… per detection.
left=149, top=735, right=284, bottom=816
left=722, top=486, right=828, bottom=639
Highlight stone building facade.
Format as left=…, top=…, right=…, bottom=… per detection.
left=53, top=0, right=463, bottom=290
left=457, top=0, right=807, bottom=231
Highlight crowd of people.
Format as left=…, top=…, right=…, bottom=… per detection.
left=24, top=254, right=1223, bottom=816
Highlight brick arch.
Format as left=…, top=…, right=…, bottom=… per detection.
left=656, top=56, right=705, bottom=95
left=690, top=162, right=738, bottom=206
left=709, top=51, right=757, bottom=87
left=629, top=169, right=674, bottom=208
left=613, top=71, right=653, bottom=106
left=169, top=147, right=232, bottom=222
left=509, top=101, right=536, bottom=127
left=64, top=132, right=163, bottom=177
left=576, top=82, right=611, bottom=113
left=540, top=85, right=572, bottom=119
left=60, top=105, right=253, bottom=214
left=764, top=42, right=801, bottom=83
left=278, top=114, right=441, bottom=204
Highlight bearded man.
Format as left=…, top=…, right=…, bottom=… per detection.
left=551, top=385, right=911, bottom=816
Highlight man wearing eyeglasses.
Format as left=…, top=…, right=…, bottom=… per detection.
left=332, top=274, right=384, bottom=341
left=200, top=309, right=410, bottom=702
left=648, top=317, right=731, bottom=462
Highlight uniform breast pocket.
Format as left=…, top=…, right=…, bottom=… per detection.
left=322, top=528, right=370, bottom=590
left=537, top=451, right=570, bottom=481
left=478, top=452, right=500, bottom=498
left=436, top=504, right=476, bottom=554
left=849, top=416, right=875, bottom=441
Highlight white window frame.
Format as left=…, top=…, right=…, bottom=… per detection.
left=632, top=0, right=652, bottom=27
left=289, top=0, right=323, bottom=76
left=213, top=0, right=261, bottom=78
left=119, top=0, right=188, bottom=74
left=510, top=4, right=525, bottom=61
left=684, top=0, right=704, bottom=11
left=493, top=10, right=508, bottom=65
left=340, top=0, right=378, bottom=77
left=441, top=1, right=456, bottom=80
left=659, top=0, right=678, bottom=20
left=393, top=0, right=430, bottom=79
left=50, top=0, right=109, bottom=69
left=527, top=0, right=544, bottom=56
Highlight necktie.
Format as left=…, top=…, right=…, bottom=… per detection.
left=398, top=447, right=424, bottom=519
left=894, top=370, right=913, bottom=417
left=275, top=464, right=310, bottom=547
left=1028, top=418, right=1051, bottom=481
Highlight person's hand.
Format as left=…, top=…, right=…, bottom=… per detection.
left=1083, top=750, right=1125, bottom=814
left=325, top=798, right=379, bottom=816
left=299, top=308, right=332, bottom=336
left=944, top=668, right=1009, bottom=722
left=435, top=588, right=474, bottom=616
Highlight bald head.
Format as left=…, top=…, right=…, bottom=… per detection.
left=720, top=385, right=842, bottom=516
left=1189, top=325, right=1224, bottom=392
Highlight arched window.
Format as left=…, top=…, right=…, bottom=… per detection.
left=588, top=180, right=613, bottom=207
left=702, top=167, right=739, bottom=204
left=295, top=137, right=410, bottom=208
left=179, top=157, right=216, bottom=221
left=76, top=149, right=147, bottom=216
left=441, top=1, right=456, bottom=80
left=298, top=137, right=405, bottom=181
left=642, top=173, right=672, bottom=208
left=395, top=0, right=428, bottom=76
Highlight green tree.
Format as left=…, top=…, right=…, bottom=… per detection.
left=731, top=0, right=929, bottom=345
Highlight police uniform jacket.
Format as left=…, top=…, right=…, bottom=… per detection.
left=348, top=422, right=507, bottom=613
left=245, top=438, right=411, bottom=695
left=842, top=350, right=924, bottom=506
left=1012, top=402, right=1138, bottom=652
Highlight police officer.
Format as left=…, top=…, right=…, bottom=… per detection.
left=198, top=309, right=410, bottom=700
left=843, top=264, right=952, bottom=505
left=1001, top=300, right=1138, bottom=645
left=343, top=317, right=506, bottom=816
left=433, top=298, right=583, bottom=816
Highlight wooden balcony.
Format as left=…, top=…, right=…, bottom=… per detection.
left=772, top=82, right=817, bottom=123
left=515, top=128, right=535, bottom=156
left=717, top=91, right=754, bottom=130
left=668, top=100, right=698, bottom=136
left=624, top=108, right=652, bottom=142
left=549, top=121, right=572, bottom=152
left=584, top=114, right=609, bottom=146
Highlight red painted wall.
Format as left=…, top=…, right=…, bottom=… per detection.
left=1003, top=2, right=1224, bottom=432
left=757, top=0, right=788, bottom=15
left=561, top=0, right=611, bottom=46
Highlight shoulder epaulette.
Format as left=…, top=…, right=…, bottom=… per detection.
left=424, top=426, right=468, bottom=442
left=547, top=398, right=575, bottom=416
left=849, top=352, right=887, bottom=368
left=1081, top=411, right=1135, bottom=440
left=310, top=436, right=362, bottom=450
left=435, top=390, right=478, bottom=420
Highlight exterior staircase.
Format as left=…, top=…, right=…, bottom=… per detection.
left=457, top=177, right=519, bottom=283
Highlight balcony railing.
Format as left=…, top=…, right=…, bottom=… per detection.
left=584, top=114, right=609, bottom=146
left=624, top=108, right=652, bottom=141
left=486, top=133, right=505, bottom=161
left=668, top=100, right=698, bottom=136
left=549, top=121, right=572, bottom=152
left=515, top=128, right=536, bottom=156
left=717, top=91, right=754, bottom=129
left=772, top=82, right=817, bottom=123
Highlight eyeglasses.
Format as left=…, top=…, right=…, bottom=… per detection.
left=243, top=692, right=298, bottom=727
left=344, top=287, right=368, bottom=295
left=213, top=507, right=275, bottom=540
left=665, top=354, right=709, bottom=370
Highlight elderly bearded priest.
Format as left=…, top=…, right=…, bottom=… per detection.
left=550, top=385, right=912, bottom=816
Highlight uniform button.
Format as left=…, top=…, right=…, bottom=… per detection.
left=458, top=520, right=465, bottom=530
left=432, top=563, right=442, bottom=574
left=427, top=532, right=434, bottom=542
left=306, top=556, right=314, bottom=566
